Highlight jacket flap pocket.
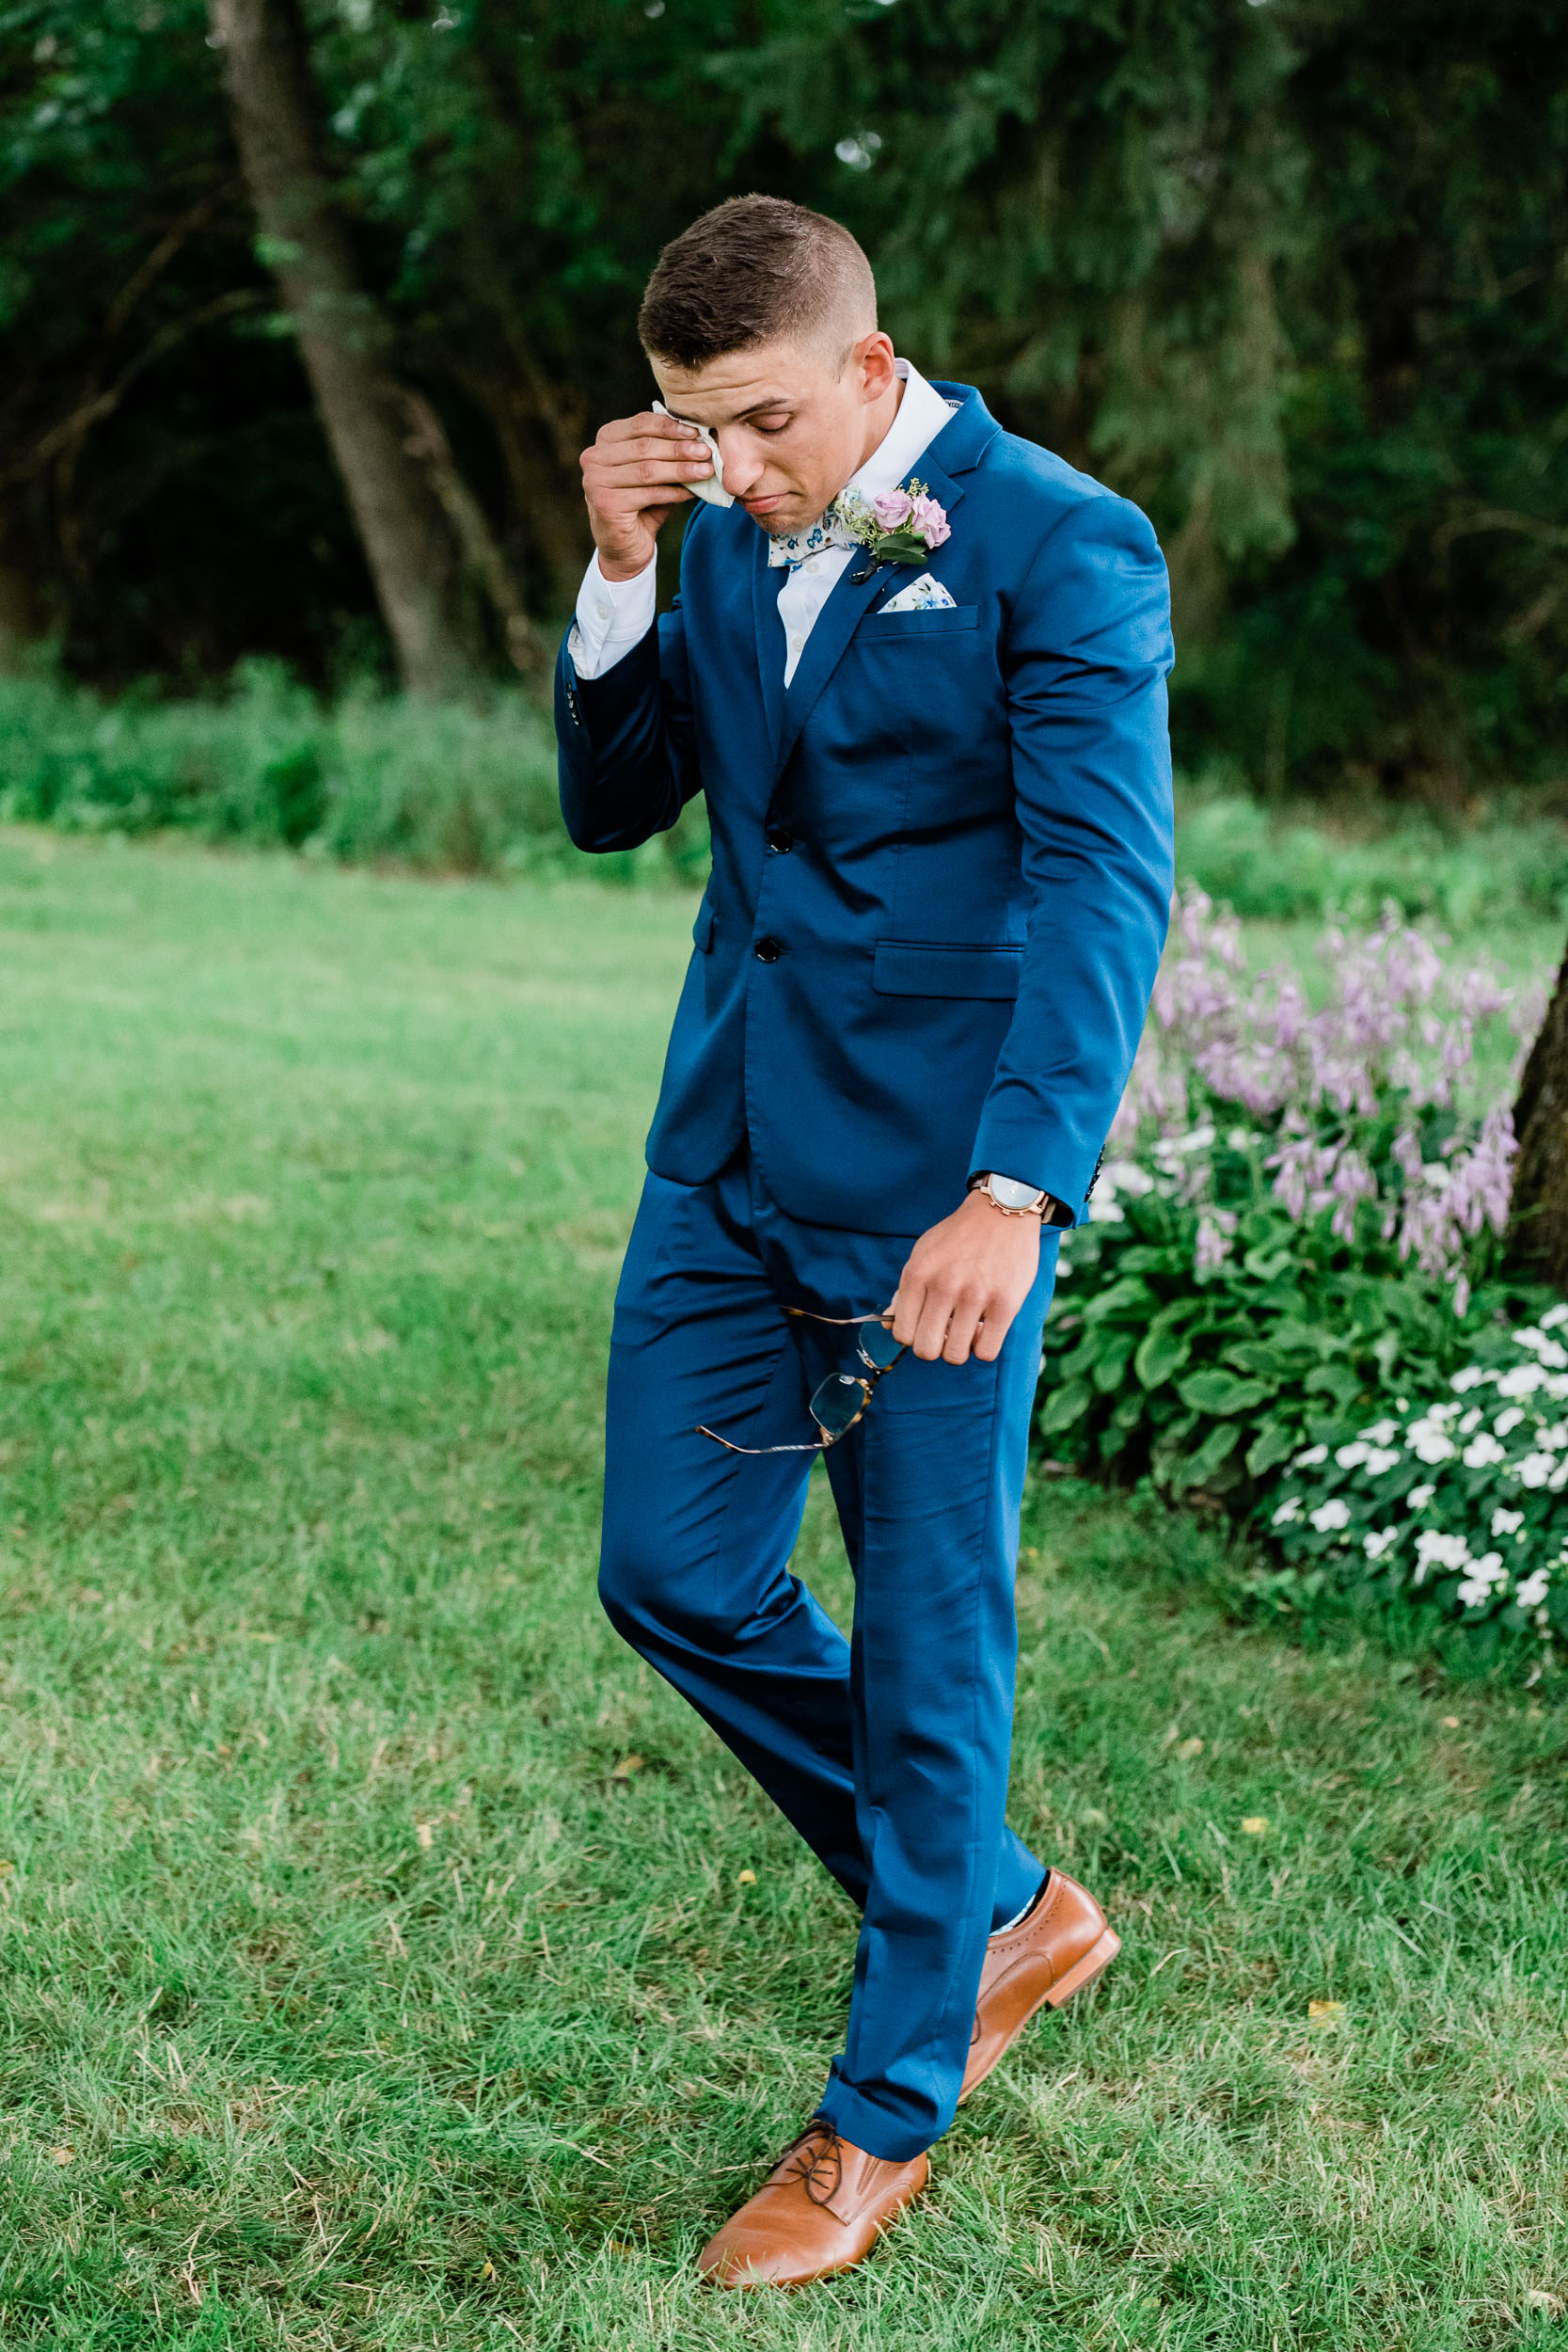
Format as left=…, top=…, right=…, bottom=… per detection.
left=692, top=898, right=715, bottom=953
left=872, top=940, right=1022, bottom=999
left=861, top=603, right=980, bottom=639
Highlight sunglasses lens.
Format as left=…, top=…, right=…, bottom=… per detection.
left=857, top=1320, right=902, bottom=1371
left=811, top=1372, right=868, bottom=1438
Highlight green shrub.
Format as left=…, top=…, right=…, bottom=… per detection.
left=0, top=662, right=707, bottom=882
left=1176, top=788, right=1568, bottom=928
left=1037, top=891, right=1563, bottom=1650
left=1042, top=1161, right=1548, bottom=1508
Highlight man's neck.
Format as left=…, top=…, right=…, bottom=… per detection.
left=851, top=370, right=906, bottom=484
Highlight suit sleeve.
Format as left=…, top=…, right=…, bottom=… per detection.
left=555, top=549, right=702, bottom=854
left=970, top=492, right=1175, bottom=1220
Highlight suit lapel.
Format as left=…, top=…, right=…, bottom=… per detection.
left=771, top=453, right=969, bottom=786
left=750, top=531, right=786, bottom=765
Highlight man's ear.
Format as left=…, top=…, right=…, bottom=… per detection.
left=853, top=330, right=898, bottom=403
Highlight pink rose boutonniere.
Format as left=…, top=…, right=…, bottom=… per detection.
left=838, top=477, right=951, bottom=569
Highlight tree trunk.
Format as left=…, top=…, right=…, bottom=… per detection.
left=208, top=0, right=478, bottom=697
left=1506, top=938, right=1568, bottom=1292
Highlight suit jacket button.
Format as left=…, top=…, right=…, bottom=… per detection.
left=766, top=828, right=795, bottom=854
left=754, top=936, right=783, bottom=963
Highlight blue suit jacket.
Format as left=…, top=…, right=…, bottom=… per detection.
left=556, top=382, right=1174, bottom=1237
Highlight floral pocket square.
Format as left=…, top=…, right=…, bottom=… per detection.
left=878, top=572, right=957, bottom=614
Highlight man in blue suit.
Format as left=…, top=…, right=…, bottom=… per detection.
left=557, top=195, right=1173, bottom=2286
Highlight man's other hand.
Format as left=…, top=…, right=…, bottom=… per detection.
left=580, top=410, right=716, bottom=581
left=889, top=1192, right=1041, bottom=1367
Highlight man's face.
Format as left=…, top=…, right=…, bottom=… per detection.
left=650, top=331, right=897, bottom=536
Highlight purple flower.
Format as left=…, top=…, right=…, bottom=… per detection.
left=872, top=489, right=912, bottom=531
left=1106, top=884, right=1538, bottom=1296
left=910, top=493, right=950, bottom=547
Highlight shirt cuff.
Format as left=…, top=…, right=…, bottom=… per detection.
left=567, top=548, right=657, bottom=680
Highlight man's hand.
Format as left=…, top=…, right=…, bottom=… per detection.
left=580, top=410, right=716, bottom=581
left=889, top=1192, right=1041, bottom=1367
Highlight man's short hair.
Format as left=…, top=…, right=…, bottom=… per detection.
left=638, top=196, right=877, bottom=373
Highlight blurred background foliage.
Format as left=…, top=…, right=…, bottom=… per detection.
left=1, top=0, right=1565, bottom=802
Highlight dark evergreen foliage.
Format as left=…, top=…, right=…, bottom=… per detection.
left=1, top=0, right=1563, bottom=792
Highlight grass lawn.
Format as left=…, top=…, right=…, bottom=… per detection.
left=0, top=828, right=1564, bottom=2351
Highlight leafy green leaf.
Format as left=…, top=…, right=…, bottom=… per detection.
left=1178, top=1371, right=1274, bottom=1416
left=1039, top=1379, right=1093, bottom=1435
left=1135, top=1313, right=1193, bottom=1389
left=1178, top=1420, right=1243, bottom=1490
left=1246, top=1418, right=1302, bottom=1476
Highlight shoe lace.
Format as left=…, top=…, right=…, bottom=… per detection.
left=774, top=2122, right=843, bottom=2208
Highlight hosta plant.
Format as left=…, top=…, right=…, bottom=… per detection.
left=1038, top=891, right=1551, bottom=1515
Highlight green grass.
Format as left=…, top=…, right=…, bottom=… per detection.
left=0, top=829, right=1565, bottom=2349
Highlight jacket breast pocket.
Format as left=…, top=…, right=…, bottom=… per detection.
left=871, top=941, right=1022, bottom=999
left=860, top=604, right=980, bottom=641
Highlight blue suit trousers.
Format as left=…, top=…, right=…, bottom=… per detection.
left=599, top=1146, right=1055, bottom=2160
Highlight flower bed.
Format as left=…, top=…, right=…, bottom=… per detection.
left=1037, top=890, right=1560, bottom=1646
left=1268, top=1311, right=1568, bottom=1639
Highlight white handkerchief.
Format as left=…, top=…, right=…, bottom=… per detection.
left=878, top=572, right=957, bottom=613
left=652, top=400, right=734, bottom=508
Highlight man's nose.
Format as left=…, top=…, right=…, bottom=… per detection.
left=717, top=434, right=764, bottom=498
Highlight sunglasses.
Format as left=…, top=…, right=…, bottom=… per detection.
left=698, top=1309, right=908, bottom=1455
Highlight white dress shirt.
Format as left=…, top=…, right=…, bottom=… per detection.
left=568, top=360, right=959, bottom=687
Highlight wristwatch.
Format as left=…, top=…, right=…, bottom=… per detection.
left=969, top=1171, right=1069, bottom=1224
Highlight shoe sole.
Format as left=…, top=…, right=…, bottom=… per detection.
left=958, top=1926, right=1120, bottom=2104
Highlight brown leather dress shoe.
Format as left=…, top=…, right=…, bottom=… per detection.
left=697, top=2122, right=927, bottom=2288
left=960, top=1867, right=1119, bottom=2102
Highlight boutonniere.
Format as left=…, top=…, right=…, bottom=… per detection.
left=837, top=479, right=951, bottom=571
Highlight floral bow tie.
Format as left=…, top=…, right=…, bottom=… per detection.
left=766, top=501, right=860, bottom=569
left=767, top=483, right=953, bottom=572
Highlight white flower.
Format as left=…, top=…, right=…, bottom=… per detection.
left=1364, top=1528, right=1399, bottom=1559
left=1455, top=1550, right=1509, bottom=1608
left=1336, top=1442, right=1370, bottom=1470
left=1431, top=1403, right=1462, bottom=1423
left=1457, top=1406, right=1482, bottom=1436
left=1099, top=1159, right=1156, bottom=1198
left=1360, top=1419, right=1400, bottom=1447
left=1462, top=1433, right=1506, bottom=1469
left=1226, top=1128, right=1261, bottom=1151
left=1494, top=1407, right=1526, bottom=1438
left=1551, top=1461, right=1568, bottom=1492
left=1540, top=1304, right=1568, bottom=1330
left=1515, top=1567, right=1551, bottom=1609
left=1272, top=1497, right=1303, bottom=1527
left=1154, top=1124, right=1216, bottom=1160
left=1537, top=1423, right=1568, bottom=1452
left=1309, top=1498, right=1352, bottom=1534
left=1407, top=1483, right=1436, bottom=1512
left=1450, top=1367, right=1496, bottom=1393
left=1513, top=1328, right=1568, bottom=1370
left=1491, top=1507, right=1524, bottom=1536
left=1407, top=1426, right=1457, bottom=1465
left=1293, top=1444, right=1329, bottom=1470
left=1546, top=1375, right=1568, bottom=1401
left=1513, top=1454, right=1555, bottom=1489
left=1414, top=1529, right=1470, bottom=1584
left=1364, top=1448, right=1402, bottom=1476
left=1497, top=1364, right=1546, bottom=1399
left=1087, top=1197, right=1127, bottom=1223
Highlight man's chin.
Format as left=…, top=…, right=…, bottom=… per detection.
left=742, top=496, right=803, bottom=532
